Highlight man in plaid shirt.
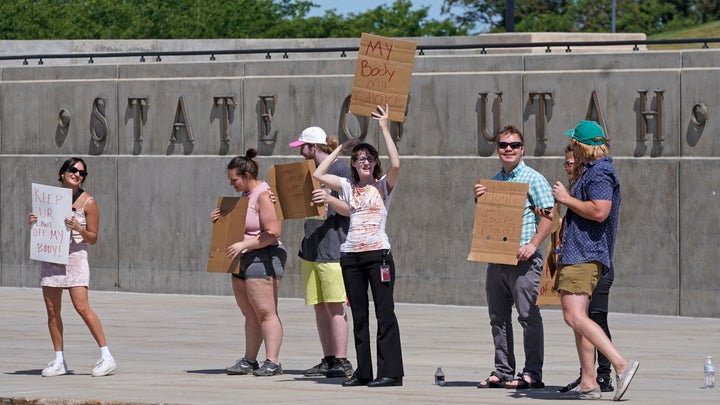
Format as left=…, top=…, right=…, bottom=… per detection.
left=474, top=125, right=554, bottom=390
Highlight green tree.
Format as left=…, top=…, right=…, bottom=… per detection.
left=693, top=0, right=720, bottom=24
left=576, top=0, right=681, bottom=35
left=0, top=0, right=465, bottom=40
left=441, top=0, right=504, bottom=32
left=441, top=0, right=702, bottom=35
left=344, top=0, right=466, bottom=37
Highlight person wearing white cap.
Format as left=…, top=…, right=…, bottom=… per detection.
left=290, top=126, right=355, bottom=379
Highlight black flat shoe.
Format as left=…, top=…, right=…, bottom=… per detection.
left=342, top=376, right=371, bottom=387
left=367, top=377, right=403, bottom=387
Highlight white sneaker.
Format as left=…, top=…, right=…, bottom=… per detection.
left=91, top=357, right=117, bottom=377
left=42, top=359, right=69, bottom=377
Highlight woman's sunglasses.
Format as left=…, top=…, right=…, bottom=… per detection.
left=66, top=167, right=88, bottom=177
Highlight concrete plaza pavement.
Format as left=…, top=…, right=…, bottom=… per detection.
left=1, top=286, right=719, bottom=404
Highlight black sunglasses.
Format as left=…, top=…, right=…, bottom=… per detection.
left=497, top=141, right=523, bottom=149
left=66, top=167, right=88, bottom=177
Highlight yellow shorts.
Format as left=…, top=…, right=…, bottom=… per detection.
left=300, top=259, right=346, bottom=305
left=555, top=261, right=602, bottom=297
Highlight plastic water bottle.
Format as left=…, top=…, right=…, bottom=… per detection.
left=705, top=356, right=715, bottom=389
left=434, top=367, right=445, bottom=386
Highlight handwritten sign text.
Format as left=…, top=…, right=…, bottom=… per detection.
left=350, top=33, right=416, bottom=123
left=30, top=183, right=72, bottom=264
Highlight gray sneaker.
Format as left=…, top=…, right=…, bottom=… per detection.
left=253, top=359, right=282, bottom=376
left=557, top=385, right=602, bottom=400
left=613, top=359, right=639, bottom=401
left=326, top=358, right=354, bottom=378
left=303, top=358, right=331, bottom=376
left=225, top=358, right=259, bottom=375
left=340, top=358, right=354, bottom=376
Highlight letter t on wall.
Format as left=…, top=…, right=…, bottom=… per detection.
left=128, top=97, right=149, bottom=144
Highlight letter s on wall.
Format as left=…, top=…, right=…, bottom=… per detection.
left=90, top=96, right=108, bottom=143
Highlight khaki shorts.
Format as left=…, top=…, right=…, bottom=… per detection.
left=300, top=259, right=346, bottom=305
left=555, top=261, right=602, bottom=296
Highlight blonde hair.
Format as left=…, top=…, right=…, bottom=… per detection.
left=316, top=136, right=339, bottom=154
left=573, top=139, right=609, bottom=161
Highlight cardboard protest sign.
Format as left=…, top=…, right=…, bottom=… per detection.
left=537, top=203, right=562, bottom=306
left=207, top=197, right=248, bottom=273
left=30, top=183, right=72, bottom=265
left=467, top=180, right=528, bottom=266
left=350, top=33, right=417, bottom=122
left=267, top=160, right=323, bottom=221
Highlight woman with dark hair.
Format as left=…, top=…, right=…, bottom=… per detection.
left=28, top=157, right=117, bottom=377
left=314, top=104, right=404, bottom=387
left=211, top=149, right=286, bottom=377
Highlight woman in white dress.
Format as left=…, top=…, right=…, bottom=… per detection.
left=29, top=157, right=116, bottom=377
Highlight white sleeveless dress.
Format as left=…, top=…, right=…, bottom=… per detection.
left=40, top=197, right=92, bottom=288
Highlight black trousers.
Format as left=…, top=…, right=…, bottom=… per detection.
left=340, top=249, right=404, bottom=379
left=590, top=274, right=613, bottom=378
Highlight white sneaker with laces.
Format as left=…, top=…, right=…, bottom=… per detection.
left=42, top=359, right=69, bottom=377
left=91, top=357, right=117, bottom=377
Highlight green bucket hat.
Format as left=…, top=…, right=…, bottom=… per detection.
left=565, top=120, right=606, bottom=145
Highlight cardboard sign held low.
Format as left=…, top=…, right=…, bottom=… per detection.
left=207, top=197, right=248, bottom=273
left=349, top=33, right=417, bottom=123
left=267, top=160, right=323, bottom=221
left=467, top=180, right=528, bottom=266
left=536, top=203, right=562, bottom=306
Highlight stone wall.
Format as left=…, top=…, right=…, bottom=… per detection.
left=1, top=36, right=718, bottom=317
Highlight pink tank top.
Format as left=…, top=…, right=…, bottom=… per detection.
left=242, top=182, right=270, bottom=239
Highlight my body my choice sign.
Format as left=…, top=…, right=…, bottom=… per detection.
left=30, top=183, right=72, bottom=265
left=350, top=33, right=417, bottom=123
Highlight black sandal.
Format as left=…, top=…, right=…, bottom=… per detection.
left=477, top=371, right=508, bottom=388
left=506, top=373, right=545, bottom=389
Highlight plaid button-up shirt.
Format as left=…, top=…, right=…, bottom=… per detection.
left=492, top=161, right=554, bottom=247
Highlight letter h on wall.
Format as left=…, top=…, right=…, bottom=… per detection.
left=638, top=89, right=664, bottom=143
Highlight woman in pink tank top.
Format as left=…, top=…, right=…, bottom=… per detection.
left=210, top=149, right=287, bottom=377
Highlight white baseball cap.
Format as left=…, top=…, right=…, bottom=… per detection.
left=289, top=126, right=327, bottom=147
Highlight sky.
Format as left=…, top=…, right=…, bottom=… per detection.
left=306, top=0, right=447, bottom=21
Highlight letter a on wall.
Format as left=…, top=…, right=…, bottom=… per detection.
left=170, top=96, right=195, bottom=144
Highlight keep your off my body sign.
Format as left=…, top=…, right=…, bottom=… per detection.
left=30, top=183, right=72, bottom=265
left=350, top=33, right=417, bottom=123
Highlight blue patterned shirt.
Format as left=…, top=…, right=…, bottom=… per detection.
left=559, top=156, right=621, bottom=271
left=492, top=161, right=554, bottom=246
